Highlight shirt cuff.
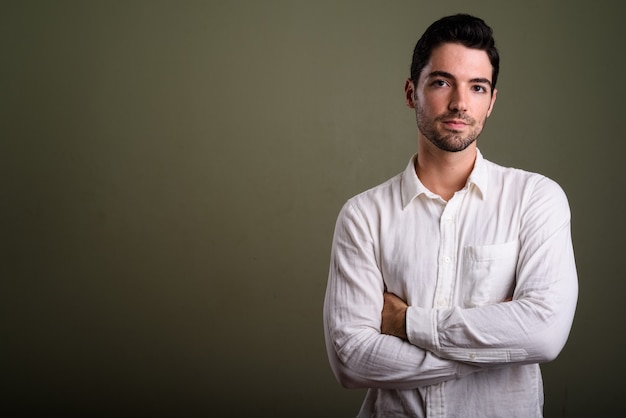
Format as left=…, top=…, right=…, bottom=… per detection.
left=406, top=305, right=437, bottom=351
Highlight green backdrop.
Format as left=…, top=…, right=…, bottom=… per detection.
left=3, top=1, right=624, bottom=416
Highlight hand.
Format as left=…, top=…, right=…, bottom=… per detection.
left=381, top=292, right=408, bottom=340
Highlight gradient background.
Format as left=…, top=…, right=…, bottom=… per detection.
left=2, top=1, right=624, bottom=417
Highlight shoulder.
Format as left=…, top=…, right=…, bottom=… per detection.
left=485, top=159, right=566, bottom=195
left=484, top=159, right=571, bottom=219
left=347, top=172, right=402, bottom=206
left=338, top=172, right=403, bottom=222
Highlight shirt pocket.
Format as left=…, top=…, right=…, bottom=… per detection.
left=461, top=240, right=519, bottom=307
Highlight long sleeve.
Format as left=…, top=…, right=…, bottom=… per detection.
left=406, top=176, right=578, bottom=365
left=323, top=153, right=575, bottom=417
left=323, top=201, right=481, bottom=389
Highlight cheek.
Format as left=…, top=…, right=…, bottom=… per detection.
left=486, top=96, right=496, bottom=116
left=417, top=95, right=446, bottom=116
left=473, top=99, right=493, bottom=121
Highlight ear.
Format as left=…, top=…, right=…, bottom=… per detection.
left=486, top=88, right=497, bottom=117
left=404, top=78, right=416, bottom=108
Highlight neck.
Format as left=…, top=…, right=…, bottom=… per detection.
left=415, top=140, right=477, bottom=201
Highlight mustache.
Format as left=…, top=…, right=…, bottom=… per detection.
left=436, top=112, right=475, bottom=124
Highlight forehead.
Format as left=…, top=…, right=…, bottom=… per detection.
left=420, top=42, right=493, bottom=83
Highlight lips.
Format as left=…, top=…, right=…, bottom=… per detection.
left=437, top=112, right=474, bottom=128
left=442, top=119, right=469, bottom=130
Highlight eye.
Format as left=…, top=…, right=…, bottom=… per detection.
left=472, top=85, right=488, bottom=93
left=431, top=79, right=449, bottom=88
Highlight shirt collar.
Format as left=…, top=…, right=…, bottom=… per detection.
left=401, top=148, right=488, bottom=209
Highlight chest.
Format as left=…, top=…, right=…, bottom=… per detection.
left=376, top=195, right=521, bottom=308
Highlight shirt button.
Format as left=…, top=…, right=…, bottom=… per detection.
left=437, top=298, right=448, bottom=307
left=446, top=217, right=453, bottom=224
left=469, top=353, right=477, bottom=360
left=444, top=256, right=451, bottom=263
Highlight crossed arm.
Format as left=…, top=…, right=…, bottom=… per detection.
left=381, top=292, right=515, bottom=340
left=325, top=231, right=576, bottom=389
left=324, top=180, right=578, bottom=389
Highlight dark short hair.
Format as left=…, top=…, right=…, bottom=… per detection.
left=410, top=14, right=500, bottom=90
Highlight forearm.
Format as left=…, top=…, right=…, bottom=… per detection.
left=324, top=201, right=481, bottom=388
left=324, top=301, right=481, bottom=389
left=406, top=295, right=576, bottom=366
left=406, top=223, right=578, bottom=366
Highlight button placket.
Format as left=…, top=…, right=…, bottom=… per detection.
left=434, top=199, right=459, bottom=310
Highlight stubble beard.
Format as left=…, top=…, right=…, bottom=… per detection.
left=416, top=104, right=485, bottom=153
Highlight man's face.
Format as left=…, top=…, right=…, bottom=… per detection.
left=405, top=43, right=497, bottom=153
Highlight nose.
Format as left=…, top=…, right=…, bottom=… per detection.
left=448, top=87, right=468, bottom=113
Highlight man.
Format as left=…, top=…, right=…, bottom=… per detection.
left=323, top=14, right=578, bottom=417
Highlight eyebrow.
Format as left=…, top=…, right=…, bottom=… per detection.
left=427, top=70, right=493, bottom=89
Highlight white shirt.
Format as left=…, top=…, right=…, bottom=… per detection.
left=323, top=150, right=578, bottom=418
